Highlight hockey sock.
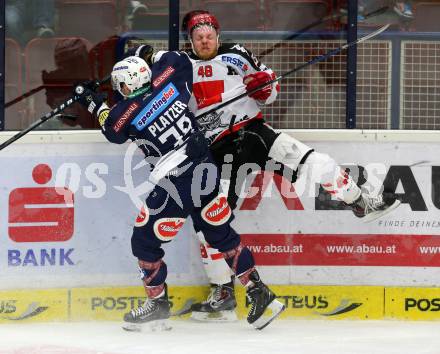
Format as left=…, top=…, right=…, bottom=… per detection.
left=138, top=259, right=167, bottom=297
left=222, top=243, right=255, bottom=285
left=237, top=267, right=257, bottom=288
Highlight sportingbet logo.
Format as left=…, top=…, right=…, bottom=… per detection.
left=132, top=83, right=179, bottom=131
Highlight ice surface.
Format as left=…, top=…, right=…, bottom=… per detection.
left=1, top=319, right=440, bottom=354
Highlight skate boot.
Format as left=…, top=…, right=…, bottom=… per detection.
left=245, top=270, right=285, bottom=330
left=350, top=192, right=401, bottom=223
left=191, top=279, right=237, bottom=322
left=122, top=284, right=171, bottom=332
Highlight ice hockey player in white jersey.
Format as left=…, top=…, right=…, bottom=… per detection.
left=180, top=9, right=401, bottom=321
left=132, top=9, right=401, bottom=322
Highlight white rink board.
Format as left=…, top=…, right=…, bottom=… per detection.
left=1, top=130, right=440, bottom=289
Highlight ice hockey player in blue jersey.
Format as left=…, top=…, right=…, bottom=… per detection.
left=73, top=52, right=285, bottom=331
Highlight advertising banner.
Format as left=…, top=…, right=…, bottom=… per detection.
left=233, top=140, right=440, bottom=286
left=236, top=285, right=384, bottom=320
left=70, top=286, right=207, bottom=321
left=385, top=287, right=440, bottom=320
left=0, top=141, right=204, bottom=290
left=69, top=284, right=385, bottom=321
left=1, top=134, right=440, bottom=288
left=0, top=289, right=68, bottom=323
left=0, top=285, right=385, bottom=322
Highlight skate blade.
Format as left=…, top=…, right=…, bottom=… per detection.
left=251, top=299, right=285, bottom=331
left=190, top=309, right=238, bottom=322
left=362, top=199, right=401, bottom=223
left=122, top=319, right=172, bottom=332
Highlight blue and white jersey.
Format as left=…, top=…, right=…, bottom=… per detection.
left=98, top=51, right=199, bottom=181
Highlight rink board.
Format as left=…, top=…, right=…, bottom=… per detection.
left=69, top=286, right=208, bottom=321
left=2, top=285, right=440, bottom=323
left=1, top=131, right=440, bottom=295
left=385, top=287, right=440, bottom=320
left=70, top=285, right=384, bottom=321
left=0, top=289, right=68, bottom=322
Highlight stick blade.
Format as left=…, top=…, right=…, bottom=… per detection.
left=357, top=23, right=391, bottom=45
left=170, top=298, right=196, bottom=317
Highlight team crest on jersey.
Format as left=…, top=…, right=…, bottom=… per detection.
left=135, top=204, right=149, bottom=227
left=132, top=82, right=179, bottom=131
left=201, top=194, right=231, bottom=226
left=154, top=217, right=186, bottom=241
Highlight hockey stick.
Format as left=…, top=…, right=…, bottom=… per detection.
left=196, top=23, right=390, bottom=121
left=0, top=76, right=110, bottom=152
left=170, top=298, right=196, bottom=317
left=257, top=5, right=389, bottom=59
left=5, top=85, right=46, bottom=108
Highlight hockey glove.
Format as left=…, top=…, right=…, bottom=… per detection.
left=124, top=44, right=154, bottom=66
left=243, top=71, right=273, bottom=101
left=74, top=81, right=106, bottom=116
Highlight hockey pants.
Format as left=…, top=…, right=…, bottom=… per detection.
left=131, top=153, right=255, bottom=289
left=196, top=119, right=362, bottom=285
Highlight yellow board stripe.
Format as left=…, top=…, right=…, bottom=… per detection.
left=1, top=285, right=440, bottom=323
left=0, top=289, right=68, bottom=323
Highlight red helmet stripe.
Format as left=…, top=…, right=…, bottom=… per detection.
left=187, top=13, right=220, bottom=34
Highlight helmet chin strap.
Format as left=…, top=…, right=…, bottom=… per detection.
left=125, top=85, right=151, bottom=99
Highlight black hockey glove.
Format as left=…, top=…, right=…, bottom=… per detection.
left=124, top=44, right=154, bottom=66
left=74, top=81, right=106, bottom=116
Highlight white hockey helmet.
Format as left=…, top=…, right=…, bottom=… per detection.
left=111, top=56, right=152, bottom=97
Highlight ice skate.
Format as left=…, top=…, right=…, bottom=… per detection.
left=122, top=285, right=172, bottom=332
left=190, top=281, right=237, bottom=322
left=350, top=192, right=401, bottom=223
left=245, top=270, right=285, bottom=330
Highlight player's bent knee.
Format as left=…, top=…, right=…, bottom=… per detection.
left=132, top=204, right=187, bottom=244
left=268, top=133, right=313, bottom=171
left=302, top=151, right=337, bottom=173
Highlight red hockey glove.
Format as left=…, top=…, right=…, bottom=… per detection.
left=243, top=71, right=273, bottom=101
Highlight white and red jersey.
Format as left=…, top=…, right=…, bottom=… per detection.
left=186, top=43, right=279, bottom=144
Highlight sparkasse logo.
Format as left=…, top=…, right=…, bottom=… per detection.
left=8, top=164, right=74, bottom=242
